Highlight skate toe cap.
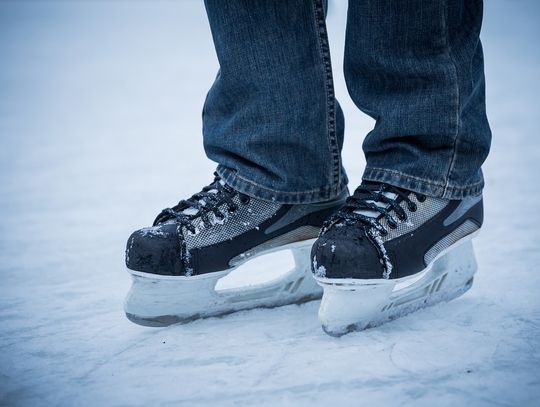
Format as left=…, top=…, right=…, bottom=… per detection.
left=125, top=224, right=183, bottom=275
left=311, top=234, right=384, bottom=280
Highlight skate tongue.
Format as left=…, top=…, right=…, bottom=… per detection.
left=353, top=192, right=397, bottom=218
left=181, top=179, right=226, bottom=216
left=203, top=179, right=225, bottom=196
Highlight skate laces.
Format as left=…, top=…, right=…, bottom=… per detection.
left=153, top=173, right=251, bottom=233
left=324, top=182, right=426, bottom=236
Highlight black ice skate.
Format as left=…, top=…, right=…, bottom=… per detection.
left=311, top=182, right=482, bottom=336
left=124, top=173, right=348, bottom=326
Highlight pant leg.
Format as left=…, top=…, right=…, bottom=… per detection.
left=344, top=0, right=491, bottom=199
left=203, top=0, right=347, bottom=204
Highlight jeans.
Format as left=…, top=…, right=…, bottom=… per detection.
left=202, top=0, right=491, bottom=204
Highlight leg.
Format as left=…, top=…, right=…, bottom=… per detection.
left=311, top=1, right=490, bottom=335
left=344, top=0, right=491, bottom=199
left=203, top=0, right=347, bottom=204
left=124, top=1, right=353, bottom=326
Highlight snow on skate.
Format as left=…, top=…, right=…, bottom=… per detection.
left=311, top=182, right=482, bottom=336
left=124, top=174, right=348, bottom=326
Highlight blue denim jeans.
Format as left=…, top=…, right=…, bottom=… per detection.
left=202, top=0, right=491, bottom=204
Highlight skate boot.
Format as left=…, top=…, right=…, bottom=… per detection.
left=124, top=173, right=348, bottom=326
left=311, top=181, right=482, bottom=336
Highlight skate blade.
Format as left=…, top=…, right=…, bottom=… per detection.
left=124, top=239, right=321, bottom=326
left=316, top=237, right=478, bottom=337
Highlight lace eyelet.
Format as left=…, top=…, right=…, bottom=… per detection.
left=228, top=206, right=238, bottom=214
left=239, top=195, right=250, bottom=204
left=388, top=222, right=397, bottom=229
left=408, top=203, right=417, bottom=212
left=417, top=194, right=426, bottom=202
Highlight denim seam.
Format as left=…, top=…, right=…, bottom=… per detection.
left=365, top=167, right=484, bottom=192
left=441, top=2, right=461, bottom=196
left=222, top=168, right=334, bottom=195
left=217, top=166, right=348, bottom=205
left=311, top=0, right=341, bottom=195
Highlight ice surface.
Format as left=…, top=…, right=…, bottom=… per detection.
left=1, top=1, right=539, bottom=406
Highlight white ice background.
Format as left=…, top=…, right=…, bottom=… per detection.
left=0, top=1, right=539, bottom=406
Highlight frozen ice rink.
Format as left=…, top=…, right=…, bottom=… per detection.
left=1, top=1, right=539, bottom=406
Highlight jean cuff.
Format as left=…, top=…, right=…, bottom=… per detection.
left=362, top=167, right=484, bottom=199
left=217, top=165, right=349, bottom=204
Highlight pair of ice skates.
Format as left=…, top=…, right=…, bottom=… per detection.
left=124, top=175, right=482, bottom=336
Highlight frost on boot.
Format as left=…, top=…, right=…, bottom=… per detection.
left=311, top=182, right=482, bottom=336
left=124, top=173, right=348, bottom=326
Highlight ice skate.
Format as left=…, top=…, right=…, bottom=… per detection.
left=124, top=173, right=348, bottom=326
left=311, top=182, right=482, bottom=336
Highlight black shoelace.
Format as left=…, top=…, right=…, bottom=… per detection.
left=153, top=173, right=250, bottom=233
left=324, top=182, right=426, bottom=236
